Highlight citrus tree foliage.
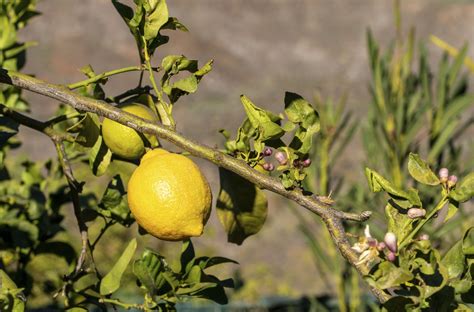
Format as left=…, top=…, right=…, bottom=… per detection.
left=0, top=0, right=473, bottom=311
left=364, top=154, right=473, bottom=310
left=1, top=1, right=234, bottom=310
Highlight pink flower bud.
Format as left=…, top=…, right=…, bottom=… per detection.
left=418, top=234, right=429, bottom=241
left=263, top=147, right=272, bottom=156
left=262, top=163, right=274, bottom=171
left=384, top=232, right=397, bottom=253
left=447, top=175, right=458, bottom=188
left=387, top=251, right=396, bottom=262
left=274, top=151, right=287, bottom=165
left=438, top=168, right=449, bottom=181
left=302, top=159, right=312, bottom=168
left=367, top=238, right=378, bottom=248
left=407, top=208, right=426, bottom=219
left=377, top=242, right=386, bottom=251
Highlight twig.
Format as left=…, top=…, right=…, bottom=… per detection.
left=54, top=141, right=89, bottom=276
left=99, top=298, right=145, bottom=310
left=0, top=69, right=389, bottom=303
left=0, top=103, right=75, bottom=142
left=67, top=65, right=159, bottom=90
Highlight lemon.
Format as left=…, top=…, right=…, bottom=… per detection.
left=102, top=103, right=158, bottom=160
left=127, top=149, right=212, bottom=241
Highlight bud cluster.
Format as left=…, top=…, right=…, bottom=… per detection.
left=259, top=147, right=313, bottom=172
left=438, top=167, right=458, bottom=189
left=384, top=232, right=397, bottom=262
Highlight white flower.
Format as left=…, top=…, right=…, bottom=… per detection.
left=352, top=225, right=380, bottom=265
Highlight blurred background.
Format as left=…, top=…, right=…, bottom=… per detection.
left=15, top=0, right=474, bottom=308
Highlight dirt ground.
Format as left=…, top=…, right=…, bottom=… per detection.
left=17, top=0, right=474, bottom=300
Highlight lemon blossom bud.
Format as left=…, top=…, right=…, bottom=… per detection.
left=263, top=147, right=272, bottom=156
left=407, top=208, right=426, bottom=219
left=274, top=151, right=287, bottom=165
left=418, top=234, right=429, bottom=241
left=384, top=232, right=397, bottom=253
left=438, top=168, right=449, bottom=182
left=387, top=251, right=396, bottom=262
left=262, top=163, right=274, bottom=171
left=447, top=175, right=458, bottom=188
left=377, top=242, right=386, bottom=251
left=302, top=159, right=312, bottom=168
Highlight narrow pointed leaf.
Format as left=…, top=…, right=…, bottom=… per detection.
left=100, top=238, right=137, bottom=295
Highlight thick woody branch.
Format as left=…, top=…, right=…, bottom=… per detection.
left=0, top=69, right=389, bottom=303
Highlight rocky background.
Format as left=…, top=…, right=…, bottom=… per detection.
left=18, top=0, right=474, bottom=301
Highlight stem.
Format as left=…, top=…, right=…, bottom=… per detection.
left=0, top=69, right=389, bottom=303
left=54, top=141, right=89, bottom=276
left=142, top=38, right=175, bottom=128
left=398, top=196, right=448, bottom=250
left=68, top=66, right=147, bottom=90
left=0, top=103, right=75, bottom=142
left=319, top=138, right=330, bottom=195
left=99, top=298, right=144, bottom=310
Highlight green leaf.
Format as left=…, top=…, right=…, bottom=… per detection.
left=241, top=95, right=284, bottom=142
left=462, top=227, right=474, bottom=256
left=445, top=200, right=459, bottom=223
left=69, top=113, right=100, bottom=148
left=385, top=203, right=414, bottom=243
left=413, top=258, right=435, bottom=275
left=367, top=261, right=413, bottom=290
left=407, top=153, right=440, bottom=185
left=180, top=239, right=195, bottom=274
left=285, top=92, right=320, bottom=154
left=89, top=135, right=112, bottom=176
left=98, top=175, right=132, bottom=225
left=365, top=168, right=422, bottom=207
left=144, top=0, right=169, bottom=41
left=162, top=17, right=188, bottom=32
left=442, top=239, right=465, bottom=279
left=0, top=17, right=16, bottom=50
left=66, top=308, right=88, bottom=312
left=0, top=116, right=19, bottom=147
left=100, top=238, right=137, bottom=295
left=133, top=249, right=174, bottom=295
left=284, top=92, right=320, bottom=131
left=450, top=172, right=474, bottom=203
left=191, top=283, right=228, bottom=304
left=160, top=55, right=212, bottom=103
left=195, top=256, right=238, bottom=270
left=0, top=269, right=25, bottom=312
left=111, top=0, right=134, bottom=22
left=172, top=75, right=198, bottom=93
left=4, top=41, right=37, bottom=59
left=216, top=168, right=268, bottom=245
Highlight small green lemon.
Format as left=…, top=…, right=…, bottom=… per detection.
left=102, top=103, right=158, bottom=160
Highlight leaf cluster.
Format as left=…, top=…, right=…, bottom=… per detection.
left=365, top=154, right=474, bottom=310
left=93, top=239, right=235, bottom=311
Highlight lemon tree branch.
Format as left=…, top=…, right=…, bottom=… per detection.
left=0, top=69, right=390, bottom=303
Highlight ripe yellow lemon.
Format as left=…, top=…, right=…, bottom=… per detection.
left=127, top=149, right=212, bottom=241
left=102, top=103, right=158, bottom=160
